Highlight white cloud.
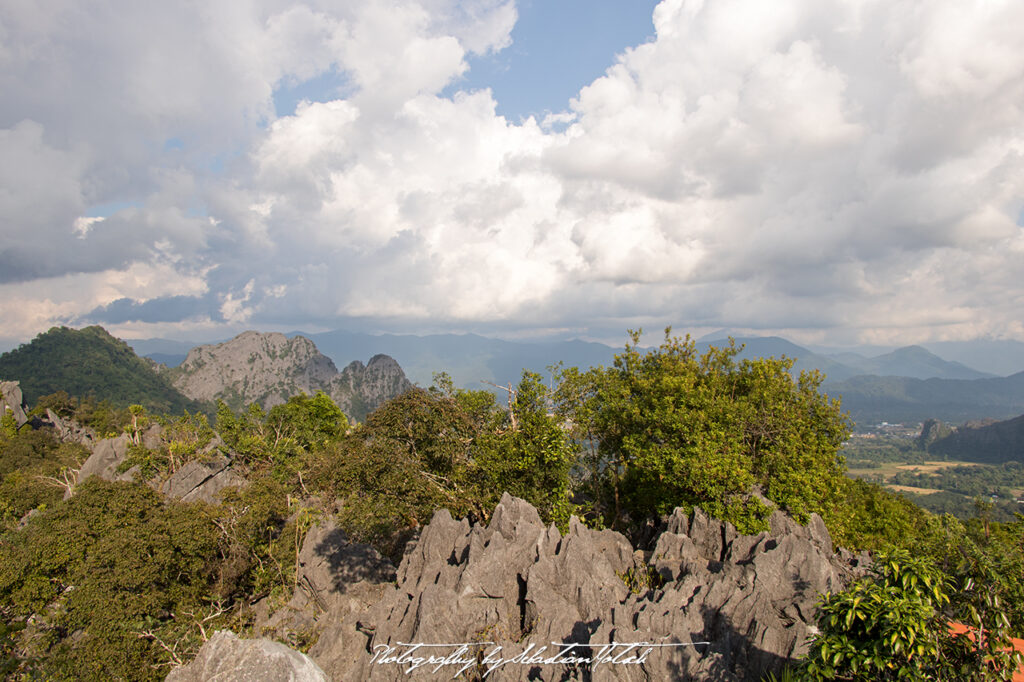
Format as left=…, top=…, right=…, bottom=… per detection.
left=2, top=0, right=1024, bottom=347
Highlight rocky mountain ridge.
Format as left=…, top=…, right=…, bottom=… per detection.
left=176, top=494, right=869, bottom=681
left=167, top=331, right=412, bottom=422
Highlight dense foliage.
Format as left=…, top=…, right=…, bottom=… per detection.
left=0, top=480, right=224, bottom=680
left=554, top=330, right=849, bottom=533
left=2, top=328, right=1022, bottom=679
left=0, top=326, right=207, bottom=415
left=806, top=549, right=1022, bottom=680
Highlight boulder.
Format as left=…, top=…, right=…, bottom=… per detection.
left=254, top=518, right=396, bottom=640
left=0, top=380, right=29, bottom=427
left=297, top=518, right=396, bottom=608
left=161, top=451, right=247, bottom=504
left=77, top=433, right=133, bottom=484
left=165, top=630, right=327, bottom=682
left=76, top=425, right=162, bottom=487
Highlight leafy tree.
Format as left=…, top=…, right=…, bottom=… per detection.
left=360, top=387, right=479, bottom=478
left=33, top=391, right=132, bottom=438
left=554, top=329, right=849, bottom=533
left=0, top=479, right=224, bottom=680
left=217, top=391, right=348, bottom=474
left=826, top=477, right=934, bottom=552
left=265, top=391, right=348, bottom=453
left=214, top=476, right=299, bottom=599
left=0, top=425, right=88, bottom=529
left=805, top=550, right=1022, bottom=681
left=308, top=387, right=487, bottom=560
left=117, top=410, right=218, bottom=481
left=474, top=371, right=577, bottom=526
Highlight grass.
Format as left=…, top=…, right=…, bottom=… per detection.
left=847, top=460, right=986, bottom=498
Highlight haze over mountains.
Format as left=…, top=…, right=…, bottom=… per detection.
left=131, top=331, right=1015, bottom=385
left=6, top=325, right=1022, bottom=428
left=122, top=329, right=1024, bottom=428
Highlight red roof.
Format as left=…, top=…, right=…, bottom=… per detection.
left=949, top=622, right=1024, bottom=682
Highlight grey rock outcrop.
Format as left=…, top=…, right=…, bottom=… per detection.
left=296, top=518, right=397, bottom=608
left=171, top=332, right=337, bottom=408
left=254, top=518, right=397, bottom=640
left=161, top=450, right=247, bottom=504
left=76, top=427, right=246, bottom=504
left=926, top=413, right=1024, bottom=463
left=916, top=418, right=952, bottom=451
left=77, top=424, right=164, bottom=484
left=330, top=355, right=414, bottom=423
left=0, top=380, right=29, bottom=427
left=45, top=408, right=96, bottom=448
left=305, top=494, right=862, bottom=681
left=165, top=630, right=328, bottom=682
left=169, top=331, right=413, bottom=421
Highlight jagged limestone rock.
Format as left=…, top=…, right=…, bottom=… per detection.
left=75, top=426, right=247, bottom=504
left=173, top=495, right=865, bottom=681
left=161, top=452, right=247, bottom=504
left=169, top=331, right=412, bottom=421
left=254, top=518, right=397, bottom=641
left=45, top=408, right=96, bottom=448
left=306, top=494, right=863, bottom=681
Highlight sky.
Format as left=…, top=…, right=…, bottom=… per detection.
left=2, top=0, right=1023, bottom=350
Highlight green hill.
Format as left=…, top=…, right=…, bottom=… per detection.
left=826, top=371, right=1024, bottom=425
left=0, top=326, right=207, bottom=415
left=925, top=413, right=1024, bottom=464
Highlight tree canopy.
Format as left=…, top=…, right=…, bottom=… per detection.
left=554, top=329, right=850, bottom=533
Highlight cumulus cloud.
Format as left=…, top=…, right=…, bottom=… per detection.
left=2, top=0, right=1023, bottom=347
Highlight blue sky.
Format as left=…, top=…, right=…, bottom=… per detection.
left=453, top=0, right=660, bottom=120
left=271, top=1, right=660, bottom=122
left=2, top=0, right=1024, bottom=351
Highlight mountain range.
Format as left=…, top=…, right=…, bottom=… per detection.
left=10, top=326, right=1024, bottom=428
left=0, top=327, right=414, bottom=423
left=165, top=331, right=412, bottom=422
left=130, top=332, right=1004, bottom=386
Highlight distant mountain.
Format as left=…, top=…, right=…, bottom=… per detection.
left=826, top=345, right=993, bottom=381
left=296, top=330, right=621, bottom=389
left=0, top=326, right=205, bottom=414
left=825, top=372, right=1024, bottom=426
left=127, top=337, right=201, bottom=368
left=922, top=339, right=1024, bottom=377
left=167, top=331, right=413, bottom=422
left=122, top=328, right=1015, bottom=426
left=923, top=413, right=1024, bottom=464
left=694, top=337, right=990, bottom=382
left=126, top=329, right=994, bottom=391
left=697, top=336, right=859, bottom=381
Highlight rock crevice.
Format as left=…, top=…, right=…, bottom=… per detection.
left=291, top=494, right=865, bottom=681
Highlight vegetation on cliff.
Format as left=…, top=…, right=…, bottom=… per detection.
left=0, top=328, right=1021, bottom=679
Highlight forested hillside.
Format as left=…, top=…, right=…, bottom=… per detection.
left=1, top=330, right=1021, bottom=680
left=925, top=414, right=1024, bottom=464
left=0, top=327, right=206, bottom=415
left=827, top=371, right=1024, bottom=424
